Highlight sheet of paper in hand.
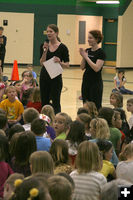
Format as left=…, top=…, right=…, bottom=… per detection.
left=43, top=57, right=63, bottom=79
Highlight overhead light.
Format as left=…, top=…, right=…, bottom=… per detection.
left=96, top=1, right=120, bottom=4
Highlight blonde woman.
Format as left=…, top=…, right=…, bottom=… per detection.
left=70, top=141, right=106, bottom=200
left=30, top=151, right=54, bottom=175
left=116, top=143, right=133, bottom=183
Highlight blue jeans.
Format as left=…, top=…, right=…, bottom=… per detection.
left=112, top=86, right=133, bottom=95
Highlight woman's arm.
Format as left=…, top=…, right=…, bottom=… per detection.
left=79, top=48, right=104, bottom=72
left=80, top=58, right=86, bottom=70
left=40, top=42, right=49, bottom=66
left=54, top=56, right=69, bottom=68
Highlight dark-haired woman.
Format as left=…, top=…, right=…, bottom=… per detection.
left=40, top=24, right=69, bottom=114
left=80, top=30, right=106, bottom=110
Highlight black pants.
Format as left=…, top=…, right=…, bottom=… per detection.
left=0, top=54, right=5, bottom=72
left=82, top=79, right=103, bottom=110
left=40, top=75, right=62, bottom=114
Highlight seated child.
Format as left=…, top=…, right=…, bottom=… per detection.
left=31, top=118, right=51, bottom=152
left=54, top=112, right=71, bottom=140
left=0, top=135, right=14, bottom=198
left=3, top=173, right=24, bottom=200
left=112, top=69, right=133, bottom=94
left=23, top=107, right=39, bottom=131
left=97, top=139, right=116, bottom=180
left=47, top=175, right=72, bottom=200
left=27, top=87, right=42, bottom=113
left=127, top=98, right=133, bottom=129
left=0, top=86, right=24, bottom=126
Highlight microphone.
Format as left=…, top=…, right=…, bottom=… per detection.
left=43, top=47, right=47, bottom=52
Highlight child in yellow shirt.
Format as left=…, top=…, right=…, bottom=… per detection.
left=0, top=86, right=24, bottom=126
left=97, top=139, right=116, bottom=179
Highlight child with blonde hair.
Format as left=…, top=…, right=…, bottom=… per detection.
left=0, top=86, right=24, bottom=126
left=90, top=118, right=110, bottom=141
left=50, top=139, right=72, bottom=174
left=41, top=105, right=55, bottom=126
left=89, top=117, right=118, bottom=167
left=83, top=101, right=98, bottom=118
left=29, top=151, right=54, bottom=175
left=110, top=92, right=123, bottom=109
left=116, top=143, right=133, bottom=183
left=70, top=141, right=106, bottom=200
left=54, top=112, right=72, bottom=140
left=41, top=105, right=56, bottom=140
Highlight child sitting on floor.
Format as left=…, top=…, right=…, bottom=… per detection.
left=0, top=86, right=24, bottom=126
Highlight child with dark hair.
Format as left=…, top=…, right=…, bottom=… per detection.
left=47, top=175, right=72, bottom=200
left=10, top=131, right=37, bottom=177
left=7, top=124, right=25, bottom=142
left=21, top=87, right=34, bottom=107
left=10, top=176, right=50, bottom=200
left=66, top=120, right=85, bottom=166
left=127, top=98, right=133, bottom=129
left=50, top=139, right=72, bottom=174
left=114, top=108, right=129, bottom=137
left=76, top=113, right=92, bottom=140
left=23, top=107, right=39, bottom=131
left=4, top=173, right=24, bottom=200
left=31, top=118, right=51, bottom=152
left=0, top=135, right=14, bottom=198
left=112, top=69, right=133, bottom=94
left=97, top=139, right=116, bottom=179
left=0, top=113, right=7, bottom=130
left=77, top=107, right=88, bottom=115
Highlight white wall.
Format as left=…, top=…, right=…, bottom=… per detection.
left=0, top=12, right=34, bottom=64
left=58, top=14, right=103, bottom=65
left=117, top=1, right=133, bottom=68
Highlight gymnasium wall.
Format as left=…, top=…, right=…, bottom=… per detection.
left=0, top=0, right=131, bottom=66
left=117, top=1, right=133, bottom=68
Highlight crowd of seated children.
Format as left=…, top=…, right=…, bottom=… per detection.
left=1, top=66, right=133, bottom=200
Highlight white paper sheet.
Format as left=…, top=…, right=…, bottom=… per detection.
left=43, top=57, right=63, bottom=79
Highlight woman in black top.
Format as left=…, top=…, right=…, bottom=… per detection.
left=40, top=24, right=69, bottom=114
left=79, top=30, right=106, bottom=110
left=0, top=27, right=7, bottom=72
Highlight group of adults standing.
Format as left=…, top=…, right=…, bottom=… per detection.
left=0, top=24, right=106, bottom=113
left=40, top=24, right=106, bottom=114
